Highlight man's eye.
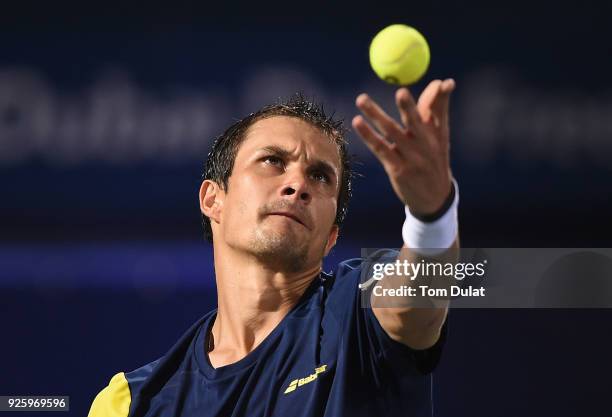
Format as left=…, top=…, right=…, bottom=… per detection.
left=311, top=171, right=330, bottom=183
left=263, top=156, right=283, bottom=167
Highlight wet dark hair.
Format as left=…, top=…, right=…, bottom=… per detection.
left=201, top=94, right=353, bottom=243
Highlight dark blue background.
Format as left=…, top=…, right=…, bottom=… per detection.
left=1, top=3, right=611, bottom=416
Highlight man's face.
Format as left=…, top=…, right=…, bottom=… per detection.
left=211, top=115, right=341, bottom=272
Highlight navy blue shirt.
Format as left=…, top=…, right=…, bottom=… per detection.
left=113, top=257, right=447, bottom=417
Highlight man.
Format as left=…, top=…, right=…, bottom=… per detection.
left=88, top=78, right=459, bottom=416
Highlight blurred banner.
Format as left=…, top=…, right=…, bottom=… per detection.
left=1, top=17, right=611, bottom=245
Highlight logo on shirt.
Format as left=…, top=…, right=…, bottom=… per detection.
left=283, top=364, right=328, bottom=394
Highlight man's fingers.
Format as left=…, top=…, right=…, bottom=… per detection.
left=351, top=115, right=400, bottom=167
left=430, top=78, right=455, bottom=126
left=395, top=88, right=413, bottom=128
left=395, top=88, right=425, bottom=137
left=356, top=93, right=405, bottom=139
left=415, top=79, right=442, bottom=124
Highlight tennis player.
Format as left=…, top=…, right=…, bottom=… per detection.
left=88, top=78, right=459, bottom=416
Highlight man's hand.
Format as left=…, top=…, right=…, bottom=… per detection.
left=352, top=78, right=455, bottom=216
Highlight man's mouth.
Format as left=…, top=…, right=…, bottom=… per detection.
left=268, top=212, right=308, bottom=229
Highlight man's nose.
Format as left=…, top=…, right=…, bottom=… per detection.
left=281, top=173, right=312, bottom=204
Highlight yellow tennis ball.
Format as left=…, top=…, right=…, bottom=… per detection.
left=369, top=24, right=430, bottom=85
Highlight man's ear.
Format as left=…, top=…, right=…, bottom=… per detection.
left=323, top=224, right=339, bottom=257
left=199, top=180, right=223, bottom=224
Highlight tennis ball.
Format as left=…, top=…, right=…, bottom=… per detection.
left=369, top=24, right=430, bottom=85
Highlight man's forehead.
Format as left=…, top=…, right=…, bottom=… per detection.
left=240, top=116, right=341, bottom=163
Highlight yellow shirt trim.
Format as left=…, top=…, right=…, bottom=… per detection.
left=88, top=372, right=131, bottom=417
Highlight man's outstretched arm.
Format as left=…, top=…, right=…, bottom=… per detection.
left=353, top=78, right=459, bottom=350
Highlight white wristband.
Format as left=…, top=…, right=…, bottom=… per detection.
left=402, top=178, right=459, bottom=256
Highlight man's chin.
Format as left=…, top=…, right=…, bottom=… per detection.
left=249, top=229, right=309, bottom=271
left=253, top=228, right=302, bottom=252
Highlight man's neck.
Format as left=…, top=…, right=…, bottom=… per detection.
left=208, top=246, right=321, bottom=368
